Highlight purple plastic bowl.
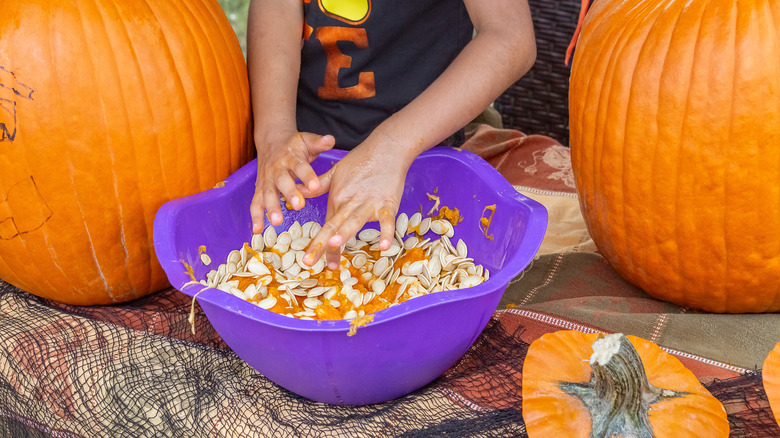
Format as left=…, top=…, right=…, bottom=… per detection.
left=153, top=147, right=547, bottom=405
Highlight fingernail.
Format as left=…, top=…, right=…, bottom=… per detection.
left=252, top=223, right=261, bottom=234
left=303, top=254, right=314, bottom=266
left=328, top=261, right=339, bottom=270
left=292, top=196, right=301, bottom=207
left=271, top=213, right=282, bottom=224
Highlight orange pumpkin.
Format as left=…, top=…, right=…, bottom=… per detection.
left=522, top=331, right=729, bottom=437
left=0, top=0, right=252, bottom=305
left=764, top=341, right=780, bottom=426
left=569, top=0, right=780, bottom=312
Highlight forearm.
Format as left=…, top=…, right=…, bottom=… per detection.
left=369, top=0, right=536, bottom=166
left=246, top=0, right=303, bottom=147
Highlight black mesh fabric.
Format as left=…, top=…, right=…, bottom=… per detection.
left=0, top=278, right=777, bottom=437
left=704, top=372, right=778, bottom=438
left=0, top=282, right=528, bottom=437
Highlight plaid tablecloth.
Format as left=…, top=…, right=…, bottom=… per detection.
left=0, top=125, right=778, bottom=437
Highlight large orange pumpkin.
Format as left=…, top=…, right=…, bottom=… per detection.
left=0, top=1, right=252, bottom=305
left=569, top=0, right=780, bottom=312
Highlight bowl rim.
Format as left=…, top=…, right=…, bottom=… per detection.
left=153, top=147, right=547, bottom=333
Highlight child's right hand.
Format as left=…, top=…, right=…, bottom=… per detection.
left=250, top=132, right=335, bottom=234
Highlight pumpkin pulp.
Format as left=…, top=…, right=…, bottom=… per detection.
left=226, top=245, right=429, bottom=320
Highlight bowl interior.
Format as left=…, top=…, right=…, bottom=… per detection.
left=153, top=147, right=547, bottom=329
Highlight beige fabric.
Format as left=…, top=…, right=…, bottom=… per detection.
left=514, top=189, right=596, bottom=254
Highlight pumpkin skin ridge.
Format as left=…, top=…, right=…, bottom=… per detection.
left=113, top=3, right=179, bottom=302
left=150, top=1, right=213, bottom=195
left=615, top=1, right=672, bottom=285
left=144, top=0, right=211, bottom=195
left=26, top=24, right=91, bottom=300
left=644, top=2, right=693, bottom=295
left=163, top=0, right=228, bottom=186
left=182, top=0, right=252, bottom=184
left=53, top=41, right=124, bottom=303
left=76, top=0, right=143, bottom=304
left=1, top=12, right=56, bottom=297
left=192, top=0, right=251, bottom=177
left=570, top=0, right=780, bottom=313
left=90, top=1, right=173, bottom=303
left=109, top=12, right=172, bottom=301
left=174, top=1, right=253, bottom=186
left=574, top=0, right=666, bottom=281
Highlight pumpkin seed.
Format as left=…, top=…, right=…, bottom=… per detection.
left=380, top=243, right=401, bottom=257
left=303, top=297, right=322, bottom=309
left=419, top=217, right=431, bottom=235
left=396, top=213, right=409, bottom=236
left=351, top=253, right=368, bottom=269
left=210, top=214, right=490, bottom=322
left=404, top=236, right=420, bottom=250
left=246, top=258, right=271, bottom=276
left=290, top=237, right=311, bottom=251
left=251, top=233, right=265, bottom=251
left=371, top=279, right=386, bottom=294
left=288, top=221, right=303, bottom=240
left=358, top=228, right=381, bottom=243
left=409, top=212, right=422, bottom=230
left=263, top=226, right=277, bottom=248
left=258, top=296, right=277, bottom=310
left=308, top=286, right=327, bottom=298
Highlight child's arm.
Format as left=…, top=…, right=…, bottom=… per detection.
left=247, top=0, right=334, bottom=234
left=302, top=0, right=537, bottom=268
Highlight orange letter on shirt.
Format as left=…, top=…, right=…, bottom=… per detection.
left=316, top=27, right=375, bottom=100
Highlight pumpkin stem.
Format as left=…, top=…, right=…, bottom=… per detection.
left=558, top=334, right=686, bottom=438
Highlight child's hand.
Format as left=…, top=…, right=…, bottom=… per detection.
left=250, top=132, right=335, bottom=234
left=299, top=143, right=410, bottom=270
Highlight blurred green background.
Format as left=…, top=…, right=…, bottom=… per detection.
left=217, top=0, right=250, bottom=55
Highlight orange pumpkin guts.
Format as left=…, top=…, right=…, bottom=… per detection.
left=0, top=1, right=252, bottom=305
left=522, top=331, right=729, bottom=437
left=764, top=341, right=780, bottom=427
left=569, top=0, right=780, bottom=312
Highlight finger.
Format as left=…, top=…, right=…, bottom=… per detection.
left=325, top=245, right=340, bottom=270
left=302, top=219, right=336, bottom=267
left=321, top=205, right=375, bottom=269
left=291, top=160, right=320, bottom=197
left=249, top=189, right=266, bottom=234
left=377, top=206, right=397, bottom=251
left=329, top=208, right=369, bottom=250
left=299, top=167, right=334, bottom=199
left=303, top=198, right=359, bottom=269
left=263, top=187, right=284, bottom=226
left=306, top=134, right=335, bottom=156
left=275, top=171, right=305, bottom=211
left=302, top=201, right=339, bottom=267
left=321, top=212, right=348, bottom=270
